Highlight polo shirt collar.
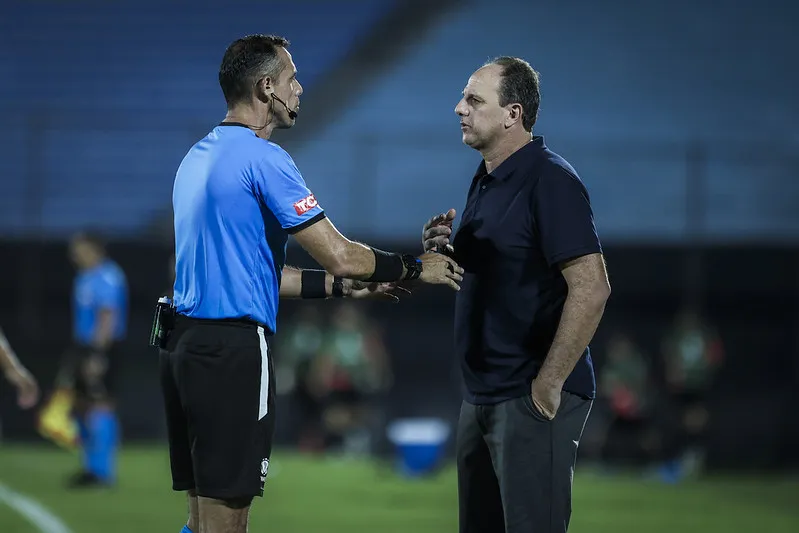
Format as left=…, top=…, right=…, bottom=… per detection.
left=473, top=135, right=546, bottom=181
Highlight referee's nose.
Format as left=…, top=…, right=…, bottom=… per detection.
left=296, top=80, right=304, bottom=97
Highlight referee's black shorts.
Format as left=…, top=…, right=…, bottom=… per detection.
left=159, top=315, right=276, bottom=500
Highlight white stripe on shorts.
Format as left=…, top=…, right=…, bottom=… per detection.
left=257, top=326, right=270, bottom=420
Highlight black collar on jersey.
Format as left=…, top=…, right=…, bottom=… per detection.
left=218, top=121, right=251, bottom=129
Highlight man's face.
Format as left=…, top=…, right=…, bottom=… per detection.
left=270, top=47, right=303, bottom=128
left=454, top=65, right=508, bottom=151
left=69, top=238, right=95, bottom=269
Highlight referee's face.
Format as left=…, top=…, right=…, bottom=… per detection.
left=271, top=47, right=303, bottom=128
left=455, top=65, right=507, bottom=152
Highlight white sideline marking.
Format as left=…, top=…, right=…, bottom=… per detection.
left=0, top=481, right=73, bottom=533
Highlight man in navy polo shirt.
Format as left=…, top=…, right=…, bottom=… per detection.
left=423, top=57, right=611, bottom=532
left=163, top=34, right=462, bottom=533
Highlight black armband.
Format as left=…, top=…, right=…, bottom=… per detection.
left=365, top=248, right=405, bottom=282
left=300, top=270, right=328, bottom=299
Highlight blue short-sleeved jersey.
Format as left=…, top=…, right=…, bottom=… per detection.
left=73, top=259, right=128, bottom=345
left=172, top=123, right=325, bottom=333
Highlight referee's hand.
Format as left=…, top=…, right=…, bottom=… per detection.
left=422, top=209, right=456, bottom=255
left=418, top=251, right=463, bottom=291
left=348, top=281, right=412, bottom=303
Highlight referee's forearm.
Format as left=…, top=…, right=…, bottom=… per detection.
left=278, top=266, right=335, bottom=299
left=538, top=288, right=608, bottom=385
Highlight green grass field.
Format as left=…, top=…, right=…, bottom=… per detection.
left=1, top=444, right=798, bottom=533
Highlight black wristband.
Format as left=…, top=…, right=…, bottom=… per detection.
left=332, top=276, right=345, bottom=298
left=365, top=248, right=405, bottom=282
left=300, top=270, right=327, bottom=299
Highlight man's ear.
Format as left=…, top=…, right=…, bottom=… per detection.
left=256, top=77, right=273, bottom=103
left=505, top=103, right=523, bottom=129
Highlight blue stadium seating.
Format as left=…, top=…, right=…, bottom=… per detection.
left=292, top=0, right=799, bottom=242
left=0, top=1, right=397, bottom=236
left=1, top=0, right=797, bottom=241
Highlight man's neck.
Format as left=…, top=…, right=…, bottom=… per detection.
left=482, top=132, right=533, bottom=174
left=224, top=104, right=274, bottom=140
left=82, top=257, right=104, bottom=271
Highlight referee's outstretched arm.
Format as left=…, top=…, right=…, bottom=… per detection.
left=290, top=215, right=464, bottom=292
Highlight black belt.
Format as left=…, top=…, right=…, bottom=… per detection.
left=174, top=313, right=271, bottom=333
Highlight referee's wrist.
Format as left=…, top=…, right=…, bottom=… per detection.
left=324, top=273, right=334, bottom=298
left=325, top=274, right=348, bottom=298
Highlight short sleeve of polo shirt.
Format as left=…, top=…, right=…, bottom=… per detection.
left=533, top=166, right=603, bottom=267
left=252, top=144, right=326, bottom=233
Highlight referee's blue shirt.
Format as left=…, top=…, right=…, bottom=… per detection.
left=73, top=259, right=128, bottom=345
left=172, top=123, right=325, bottom=334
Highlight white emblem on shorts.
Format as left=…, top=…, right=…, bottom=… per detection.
left=260, top=458, right=269, bottom=482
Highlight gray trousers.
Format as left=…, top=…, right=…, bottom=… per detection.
left=457, top=392, right=592, bottom=533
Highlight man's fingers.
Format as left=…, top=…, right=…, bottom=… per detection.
left=424, top=213, right=446, bottom=230
left=447, top=278, right=461, bottom=291
left=424, top=226, right=452, bottom=239
left=424, top=237, right=450, bottom=252
left=445, top=208, right=456, bottom=221
left=447, top=270, right=463, bottom=283
left=445, top=257, right=464, bottom=275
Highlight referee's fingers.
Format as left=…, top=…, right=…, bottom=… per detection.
left=393, top=285, right=412, bottom=295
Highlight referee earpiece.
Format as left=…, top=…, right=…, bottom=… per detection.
left=255, top=78, right=272, bottom=104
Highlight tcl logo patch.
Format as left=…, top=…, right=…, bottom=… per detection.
left=293, top=193, right=318, bottom=215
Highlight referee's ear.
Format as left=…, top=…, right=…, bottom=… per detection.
left=255, top=77, right=273, bottom=103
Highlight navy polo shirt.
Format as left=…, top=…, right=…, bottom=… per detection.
left=172, top=123, right=325, bottom=334
left=452, top=136, right=602, bottom=404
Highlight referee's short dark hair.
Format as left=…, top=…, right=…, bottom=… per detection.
left=218, top=34, right=290, bottom=108
left=486, top=56, right=541, bottom=132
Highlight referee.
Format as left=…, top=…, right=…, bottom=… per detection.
left=423, top=57, right=611, bottom=532
left=161, top=34, right=462, bottom=533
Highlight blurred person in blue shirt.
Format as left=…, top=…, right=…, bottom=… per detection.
left=59, top=231, right=128, bottom=488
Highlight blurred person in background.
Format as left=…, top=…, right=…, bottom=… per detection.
left=0, top=328, right=40, bottom=409
left=163, top=34, right=461, bottom=533
left=42, top=232, right=128, bottom=488
left=314, top=302, right=392, bottom=456
left=598, top=332, right=660, bottom=470
left=658, top=307, right=723, bottom=482
left=423, top=56, right=610, bottom=533
left=274, top=306, right=326, bottom=452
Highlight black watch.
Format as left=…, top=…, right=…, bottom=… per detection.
left=401, top=254, right=423, bottom=281
left=332, top=276, right=346, bottom=298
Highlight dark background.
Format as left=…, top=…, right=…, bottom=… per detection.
left=1, top=240, right=797, bottom=472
